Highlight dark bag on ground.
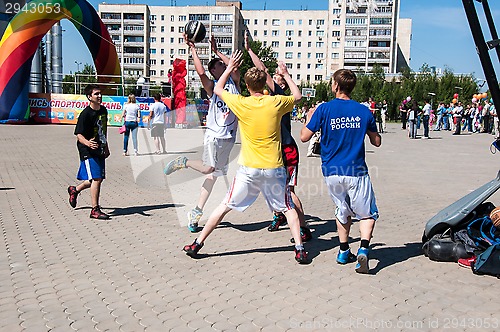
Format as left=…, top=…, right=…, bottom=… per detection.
left=472, top=243, right=500, bottom=277
left=312, top=141, right=321, bottom=155
left=467, top=216, right=500, bottom=251
left=422, top=229, right=471, bottom=262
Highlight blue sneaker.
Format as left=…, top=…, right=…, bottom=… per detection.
left=355, top=247, right=370, bottom=274
left=336, top=249, right=356, bottom=264
left=164, top=156, right=188, bottom=175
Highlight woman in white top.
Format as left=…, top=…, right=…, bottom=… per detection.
left=122, top=94, right=141, bottom=156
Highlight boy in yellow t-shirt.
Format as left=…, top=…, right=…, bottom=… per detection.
left=182, top=50, right=309, bottom=264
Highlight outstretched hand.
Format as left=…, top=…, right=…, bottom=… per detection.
left=228, top=50, right=243, bottom=71
left=210, top=35, right=218, bottom=53
left=183, top=33, right=195, bottom=48
left=244, top=30, right=250, bottom=51
left=277, top=61, right=289, bottom=76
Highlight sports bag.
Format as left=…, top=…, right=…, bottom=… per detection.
left=422, top=229, right=470, bottom=262
left=472, top=243, right=500, bottom=277
left=466, top=216, right=500, bottom=251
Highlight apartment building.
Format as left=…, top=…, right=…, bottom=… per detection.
left=99, top=0, right=410, bottom=91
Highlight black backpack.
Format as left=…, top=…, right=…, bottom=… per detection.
left=472, top=244, right=500, bottom=278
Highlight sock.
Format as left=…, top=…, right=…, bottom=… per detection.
left=295, top=244, right=304, bottom=251
left=339, top=242, right=349, bottom=252
left=360, top=239, right=370, bottom=249
left=194, top=206, right=203, bottom=213
left=194, top=239, right=202, bottom=245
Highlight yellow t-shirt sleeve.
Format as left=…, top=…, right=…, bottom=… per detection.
left=278, top=95, right=295, bottom=116
left=220, top=90, right=243, bottom=117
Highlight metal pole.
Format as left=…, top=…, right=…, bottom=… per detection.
left=462, top=0, right=500, bottom=109
left=480, top=0, right=500, bottom=62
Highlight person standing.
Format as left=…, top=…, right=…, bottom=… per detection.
left=163, top=34, right=239, bottom=233
left=422, top=99, right=431, bottom=139
left=400, top=101, right=408, bottom=130
left=452, top=102, right=463, bottom=135
left=408, top=100, right=418, bottom=139
left=149, top=93, right=168, bottom=154
left=301, top=69, right=381, bottom=273
left=182, top=52, right=309, bottom=264
left=244, top=32, right=311, bottom=241
left=381, top=100, right=388, bottom=132
left=67, top=84, right=111, bottom=220
left=122, top=94, right=141, bottom=156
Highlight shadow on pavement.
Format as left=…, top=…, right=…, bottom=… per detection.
left=0, top=187, right=15, bottom=191
left=369, top=242, right=423, bottom=274
left=104, top=203, right=183, bottom=217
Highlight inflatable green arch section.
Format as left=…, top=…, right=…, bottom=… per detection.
left=0, top=0, right=121, bottom=123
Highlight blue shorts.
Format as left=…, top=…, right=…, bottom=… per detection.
left=77, top=158, right=105, bottom=180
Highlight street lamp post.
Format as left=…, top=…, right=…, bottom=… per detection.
left=454, top=86, right=463, bottom=103
left=75, top=61, right=82, bottom=94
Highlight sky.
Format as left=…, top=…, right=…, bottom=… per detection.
left=61, top=0, right=500, bottom=88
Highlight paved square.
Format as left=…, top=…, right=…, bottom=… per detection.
left=0, top=122, right=498, bottom=331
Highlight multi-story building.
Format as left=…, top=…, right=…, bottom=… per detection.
left=99, top=0, right=410, bottom=93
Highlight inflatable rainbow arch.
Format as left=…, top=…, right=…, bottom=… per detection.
left=0, top=0, right=121, bottom=123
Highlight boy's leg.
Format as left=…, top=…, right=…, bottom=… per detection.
left=90, top=178, right=103, bottom=208
left=359, top=218, right=375, bottom=244
left=283, top=208, right=302, bottom=245
left=76, top=180, right=91, bottom=193
left=197, top=175, right=217, bottom=210
left=160, top=136, right=166, bottom=153
left=196, top=204, right=232, bottom=244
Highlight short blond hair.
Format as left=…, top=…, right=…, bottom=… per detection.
left=244, top=67, right=267, bottom=92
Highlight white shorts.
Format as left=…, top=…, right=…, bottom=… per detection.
left=324, top=174, right=379, bottom=224
left=223, top=166, right=294, bottom=212
left=203, top=135, right=235, bottom=177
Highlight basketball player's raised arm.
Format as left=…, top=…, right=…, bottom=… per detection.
left=185, top=34, right=214, bottom=94
left=244, top=31, right=274, bottom=91
left=279, top=61, right=301, bottom=102
left=214, top=50, right=243, bottom=98
left=211, top=35, right=241, bottom=89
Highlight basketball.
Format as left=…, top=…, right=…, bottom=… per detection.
left=185, top=21, right=206, bottom=43
left=490, top=206, right=500, bottom=228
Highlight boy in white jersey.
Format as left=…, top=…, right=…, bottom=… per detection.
left=163, top=34, right=240, bottom=233
left=182, top=51, right=309, bottom=264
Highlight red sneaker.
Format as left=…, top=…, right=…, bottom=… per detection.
left=458, top=256, right=476, bottom=268
left=89, top=206, right=110, bottom=220
left=68, top=186, right=78, bottom=208
left=294, top=248, right=310, bottom=264
left=183, top=240, right=203, bottom=258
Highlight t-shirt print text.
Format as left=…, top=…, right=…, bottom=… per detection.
left=330, top=116, right=361, bottom=130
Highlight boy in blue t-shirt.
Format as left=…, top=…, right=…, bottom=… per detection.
left=300, top=69, right=381, bottom=274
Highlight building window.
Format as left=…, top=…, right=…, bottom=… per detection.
left=298, top=41, right=302, bottom=47
left=316, top=53, right=323, bottom=59
left=253, top=30, right=257, bottom=37
left=160, top=70, right=164, bottom=76
left=170, top=49, right=174, bottom=54
left=297, top=64, right=301, bottom=69
left=179, top=26, right=184, bottom=33
left=315, top=75, right=322, bottom=81
left=161, top=26, right=164, bottom=32
left=150, top=59, right=156, bottom=65
left=297, top=52, right=301, bottom=59
left=298, top=19, right=302, bottom=25
left=161, top=49, right=164, bottom=54
left=346, top=18, right=366, bottom=25
left=161, top=37, right=164, bottom=43
left=150, top=70, right=156, bottom=76
left=179, top=49, right=186, bottom=55
left=286, top=63, right=293, bottom=69
left=298, top=31, right=302, bottom=37
left=306, top=74, right=311, bottom=81
left=271, top=41, right=280, bottom=47
left=307, top=42, right=311, bottom=47
left=307, top=53, right=311, bottom=59
left=308, top=31, right=312, bottom=36
left=161, top=15, right=164, bottom=21
left=286, top=19, right=294, bottom=25
left=171, top=15, right=174, bottom=22
left=332, top=8, right=341, bottom=15
left=254, top=19, right=258, bottom=24
left=272, top=30, right=279, bottom=36
left=286, top=41, right=293, bottom=47
left=263, top=41, right=267, bottom=46
left=332, top=20, right=341, bottom=25
left=161, top=59, right=165, bottom=65
left=272, top=19, right=280, bottom=26
left=171, top=26, right=174, bottom=32
left=150, top=49, right=156, bottom=54
left=244, top=19, right=249, bottom=25
left=370, top=18, right=392, bottom=25
left=285, top=30, right=294, bottom=37
left=307, top=64, right=311, bottom=69
left=150, top=37, right=156, bottom=43
left=308, top=19, right=313, bottom=25
left=315, top=64, right=324, bottom=69
left=316, top=19, right=325, bottom=25
left=264, top=19, right=268, bottom=25
left=331, top=42, right=339, bottom=48
left=332, top=31, right=341, bottom=37
left=316, top=30, right=325, bottom=37
left=316, top=42, right=324, bottom=48
left=272, top=52, right=279, bottom=58
left=285, top=52, right=293, bottom=59
left=297, top=74, right=301, bottom=80
left=170, top=37, right=174, bottom=43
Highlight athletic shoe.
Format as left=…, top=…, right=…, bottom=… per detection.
left=336, top=248, right=357, bottom=264
left=268, top=213, right=287, bottom=232
left=68, top=186, right=78, bottom=208
left=458, top=256, right=476, bottom=268
left=183, top=240, right=203, bottom=258
left=290, top=226, right=313, bottom=243
left=294, top=248, right=309, bottom=264
left=89, top=206, right=110, bottom=220
left=163, top=156, right=188, bottom=175
left=187, top=208, right=203, bottom=233
left=355, top=247, right=370, bottom=274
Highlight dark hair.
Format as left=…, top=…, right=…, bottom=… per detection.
left=84, top=84, right=100, bottom=97
left=153, top=93, right=161, bottom=101
left=333, top=69, right=356, bottom=95
left=208, top=58, right=223, bottom=75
